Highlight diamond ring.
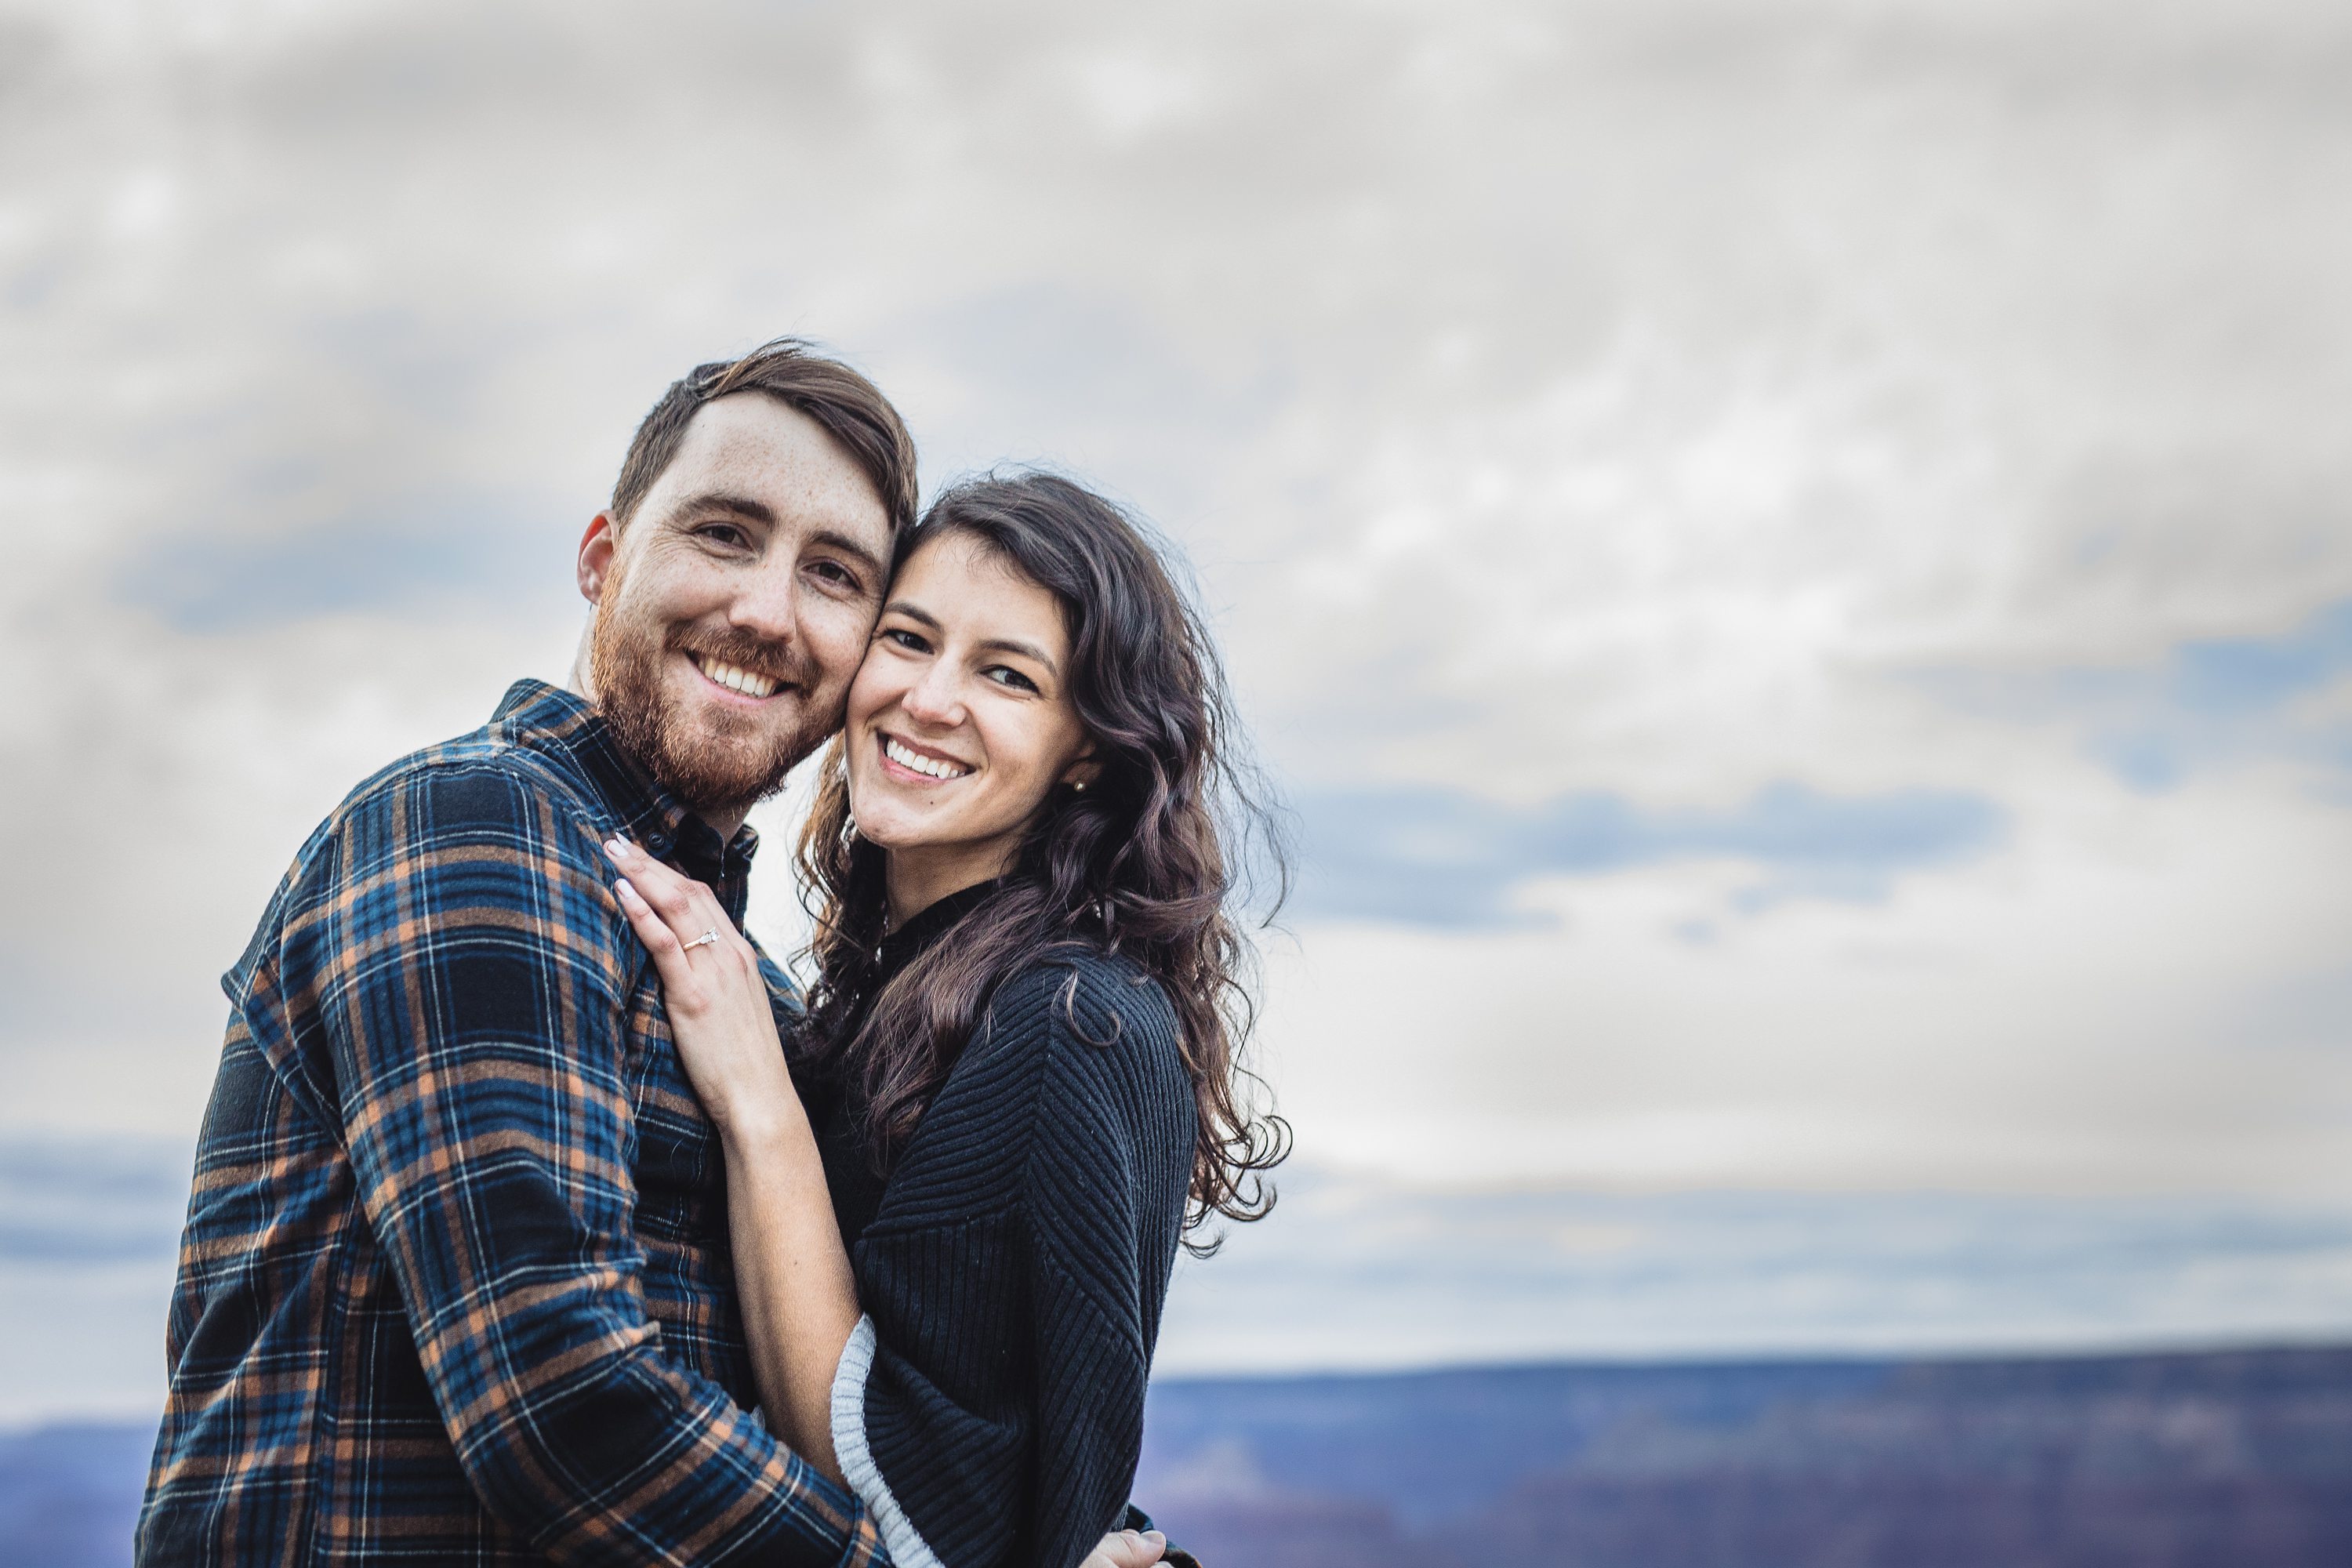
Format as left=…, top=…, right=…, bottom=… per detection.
left=684, top=929, right=723, bottom=951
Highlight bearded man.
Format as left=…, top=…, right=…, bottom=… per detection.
left=136, top=342, right=920, bottom=1566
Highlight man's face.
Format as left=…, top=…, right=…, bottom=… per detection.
left=578, top=394, right=894, bottom=820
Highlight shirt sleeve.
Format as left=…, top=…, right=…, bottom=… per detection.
left=827, top=964, right=1185, bottom=1568
left=308, top=759, right=887, bottom=1567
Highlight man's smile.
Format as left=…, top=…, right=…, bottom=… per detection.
left=687, top=650, right=784, bottom=701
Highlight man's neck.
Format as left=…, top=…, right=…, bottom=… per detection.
left=699, top=803, right=753, bottom=841
left=564, top=622, right=597, bottom=706
left=567, top=631, right=751, bottom=844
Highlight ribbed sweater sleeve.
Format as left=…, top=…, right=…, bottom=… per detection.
left=828, top=956, right=1195, bottom=1568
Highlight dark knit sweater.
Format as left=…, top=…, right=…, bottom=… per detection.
left=806, top=886, right=1196, bottom=1568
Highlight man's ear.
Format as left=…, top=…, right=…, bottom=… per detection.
left=577, top=511, right=618, bottom=604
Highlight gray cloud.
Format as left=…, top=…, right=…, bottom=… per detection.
left=0, top=1135, right=187, bottom=1266
left=1922, top=597, right=2352, bottom=789
left=1296, top=782, right=2008, bottom=927
left=14, top=1133, right=2350, bottom=1421
left=1156, top=1166, right=2352, bottom=1374
left=121, top=485, right=574, bottom=632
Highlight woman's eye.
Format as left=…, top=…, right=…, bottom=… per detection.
left=985, top=666, right=1040, bottom=694
left=882, top=627, right=931, bottom=654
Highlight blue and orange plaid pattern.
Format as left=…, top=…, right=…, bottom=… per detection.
left=139, top=680, right=887, bottom=1566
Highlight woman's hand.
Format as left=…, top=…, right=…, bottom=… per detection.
left=604, top=837, right=799, bottom=1141
left=1081, top=1529, right=1167, bottom=1568
left=607, top=837, right=862, bottom=1475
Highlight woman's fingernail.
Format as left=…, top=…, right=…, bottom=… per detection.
left=604, top=838, right=628, bottom=859
left=615, top=877, right=638, bottom=902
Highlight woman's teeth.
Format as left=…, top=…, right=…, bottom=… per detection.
left=884, top=736, right=971, bottom=780
left=693, top=655, right=779, bottom=699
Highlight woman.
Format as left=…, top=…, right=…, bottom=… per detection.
left=604, top=472, right=1286, bottom=1568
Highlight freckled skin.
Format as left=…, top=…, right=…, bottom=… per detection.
left=844, top=532, right=1097, bottom=924
left=570, top=394, right=895, bottom=835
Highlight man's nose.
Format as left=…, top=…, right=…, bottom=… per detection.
left=726, top=557, right=800, bottom=646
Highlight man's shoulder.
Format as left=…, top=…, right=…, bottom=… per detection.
left=289, top=693, right=621, bottom=897
left=225, top=684, right=638, bottom=1021
left=336, top=703, right=605, bottom=835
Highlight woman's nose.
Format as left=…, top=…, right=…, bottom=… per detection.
left=900, top=666, right=964, bottom=727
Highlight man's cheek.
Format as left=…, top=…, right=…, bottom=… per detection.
left=805, top=606, right=879, bottom=684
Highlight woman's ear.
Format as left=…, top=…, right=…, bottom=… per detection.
left=1062, top=750, right=1102, bottom=793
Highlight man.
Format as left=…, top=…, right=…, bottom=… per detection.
left=141, top=341, right=923, bottom=1564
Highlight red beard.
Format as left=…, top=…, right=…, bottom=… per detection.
left=587, top=557, right=833, bottom=815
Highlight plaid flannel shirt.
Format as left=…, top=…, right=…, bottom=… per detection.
left=139, top=680, right=888, bottom=1566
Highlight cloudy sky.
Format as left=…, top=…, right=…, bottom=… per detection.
left=4, top=0, right=2350, bottom=1420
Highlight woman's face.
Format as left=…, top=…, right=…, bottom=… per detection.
left=844, top=532, right=1094, bottom=884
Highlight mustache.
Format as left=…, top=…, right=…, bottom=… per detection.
left=670, top=627, right=812, bottom=689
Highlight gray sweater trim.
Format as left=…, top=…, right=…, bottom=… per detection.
left=830, top=1314, right=944, bottom=1568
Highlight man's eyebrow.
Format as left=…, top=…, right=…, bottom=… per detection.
left=677, top=492, right=777, bottom=525
left=679, top=499, right=887, bottom=583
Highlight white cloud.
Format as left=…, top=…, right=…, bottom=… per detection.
left=1261, top=768, right=2352, bottom=1196
left=0, top=0, right=2347, bottom=1392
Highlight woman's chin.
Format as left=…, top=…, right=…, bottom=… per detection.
left=848, top=810, right=940, bottom=854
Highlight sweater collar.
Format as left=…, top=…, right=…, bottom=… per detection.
left=875, top=877, right=1003, bottom=978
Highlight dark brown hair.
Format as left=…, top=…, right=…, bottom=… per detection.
left=795, top=472, right=1290, bottom=1251
left=611, top=337, right=919, bottom=535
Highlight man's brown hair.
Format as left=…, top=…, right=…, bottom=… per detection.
left=611, top=337, right=919, bottom=535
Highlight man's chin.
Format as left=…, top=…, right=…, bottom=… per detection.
left=647, top=702, right=830, bottom=816
left=592, top=629, right=837, bottom=818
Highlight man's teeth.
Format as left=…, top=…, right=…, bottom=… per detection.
left=695, top=655, right=779, bottom=699
left=884, top=737, right=971, bottom=780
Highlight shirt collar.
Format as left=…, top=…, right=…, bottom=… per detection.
left=489, top=678, right=762, bottom=891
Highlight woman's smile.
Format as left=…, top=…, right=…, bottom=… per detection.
left=876, top=731, right=975, bottom=782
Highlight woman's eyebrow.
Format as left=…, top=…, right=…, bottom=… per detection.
left=881, top=603, right=1060, bottom=676
left=978, top=637, right=1058, bottom=675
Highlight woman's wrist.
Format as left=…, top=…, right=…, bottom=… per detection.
left=708, top=1079, right=818, bottom=1157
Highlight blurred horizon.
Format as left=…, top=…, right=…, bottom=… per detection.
left=4, top=0, right=2350, bottom=1433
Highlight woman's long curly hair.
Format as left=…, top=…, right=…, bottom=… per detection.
left=793, top=471, right=1289, bottom=1250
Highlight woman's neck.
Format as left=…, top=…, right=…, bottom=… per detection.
left=883, top=844, right=1015, bottom=929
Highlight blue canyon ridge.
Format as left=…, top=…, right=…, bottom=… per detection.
left=12, top=1344, right=2350, bottom=1566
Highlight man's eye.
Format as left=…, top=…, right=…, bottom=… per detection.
left=808, top=560, right=862, bottom=590
left=697, top=524, right=749, bottom=549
